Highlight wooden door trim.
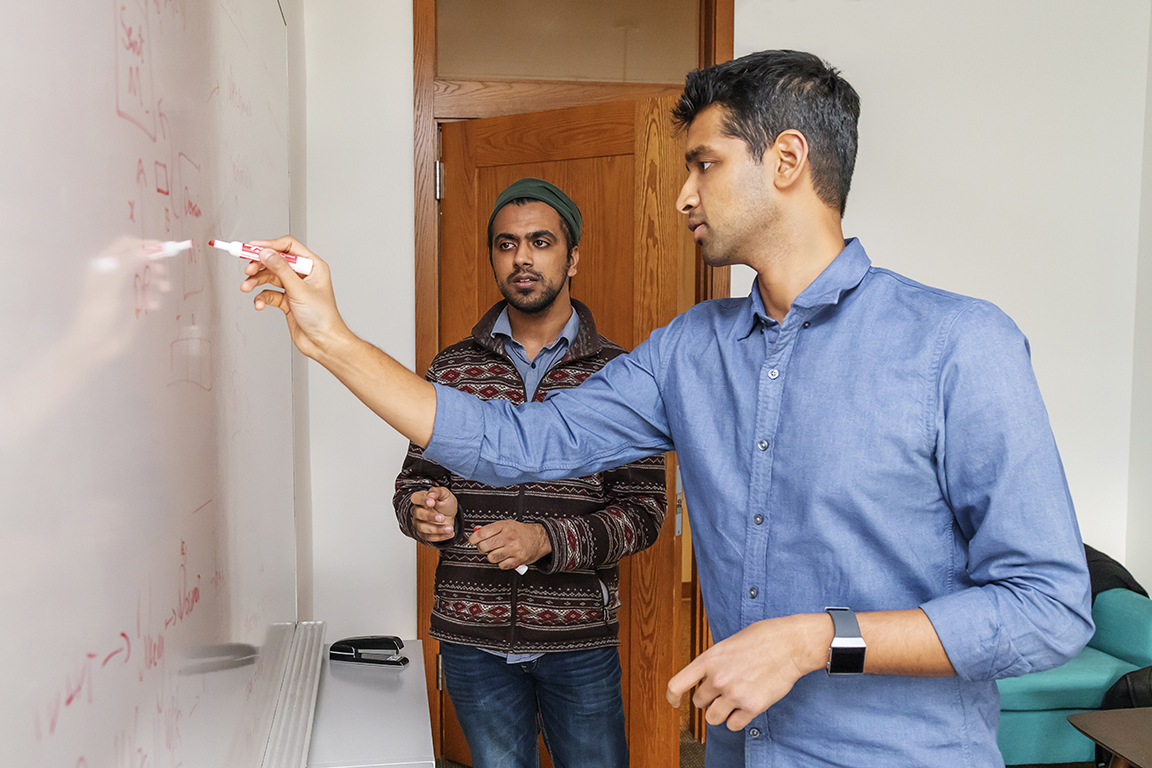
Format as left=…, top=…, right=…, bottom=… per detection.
left=413, top=0, right=440, bottom=755
left=435, top=79, right=682, bottom=121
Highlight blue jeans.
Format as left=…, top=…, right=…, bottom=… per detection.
left=439, top=642, right=628, bottom=768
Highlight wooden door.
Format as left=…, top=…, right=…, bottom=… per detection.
left=422, top=96, right=693, bottom=768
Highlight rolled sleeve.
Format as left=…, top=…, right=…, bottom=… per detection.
left=923, top=302, right=1092, bottom=681
left=426, top=382, right=487, bottom=480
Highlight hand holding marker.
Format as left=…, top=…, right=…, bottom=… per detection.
left=210, top=239, right=314, bottom=276
left=473, top=526, right=529, bottom=575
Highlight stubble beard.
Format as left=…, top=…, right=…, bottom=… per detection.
left=500, top=273, right=564, bottom=314
left=699, top=230, right=741, bottom=268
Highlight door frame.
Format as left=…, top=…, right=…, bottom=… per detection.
left=411, top=0, right=733, bottom=756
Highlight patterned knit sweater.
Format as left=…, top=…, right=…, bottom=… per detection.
left=394, top=299, right=667, bottom=652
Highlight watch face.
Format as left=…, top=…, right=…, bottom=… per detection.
left=828, top=647, right=866, bottom=675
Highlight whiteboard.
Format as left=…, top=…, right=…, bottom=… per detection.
left=0, top=1, right=299, bottom=766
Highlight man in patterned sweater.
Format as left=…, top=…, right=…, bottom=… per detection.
left=393, top=178, right=666, bottom=768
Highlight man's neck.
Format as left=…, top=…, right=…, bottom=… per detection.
left=751, top=209, right=845, bottom=323
left=506, top=298, right=574, bottom=361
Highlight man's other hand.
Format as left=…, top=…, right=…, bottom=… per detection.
left=469, top=520, right=552, bottom=571
left=665, top=613, right=831, bottom=731
left=410, top=486, right=459, bottom=543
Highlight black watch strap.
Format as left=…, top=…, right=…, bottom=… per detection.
left=826, top=606, right=862, bottom=638
left=825, top=606, right=867, bottom=676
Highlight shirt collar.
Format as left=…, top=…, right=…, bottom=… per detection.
left=738, top=238, right=872, bottom=339
left=491, top=305, right=580, bottom=352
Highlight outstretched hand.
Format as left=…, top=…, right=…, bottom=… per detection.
left=239, top=236, right=349, bottom=361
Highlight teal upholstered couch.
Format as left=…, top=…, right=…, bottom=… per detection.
left=996, top=587, right=1152, bottom=765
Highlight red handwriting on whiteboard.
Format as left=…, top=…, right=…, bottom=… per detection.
left=115, top=1, right=156, bottom=139
left=169, top=540, right=201, bottom=627
left=232, top=155, right=252, bottom=189
left=162, top=691, right=183, bottom=752
left=134, top=266, right=152, bottom=318
left=176, top=153, right=202, bottom=224
left=103, top=633, right=132, bottom=667
left=183, top=191, right=201, bottom=218
left=227, top=67, right=252, bottom=117
left=155, top=162, right=169, bottom=195
left=139, top=630, right=164, bottom=681
left=34, top=653, right=97, bottom=740
left=113, top=707, right=148, bottom=768
left=119, top=12, right=145, bottom=58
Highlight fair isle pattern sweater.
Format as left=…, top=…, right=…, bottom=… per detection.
left=394, top=300, right=667, bottom=652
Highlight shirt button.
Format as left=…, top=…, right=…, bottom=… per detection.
left=749, top=587, right=759, bottom=599
left=749, top=727, right=761, bottom=738
left=802, top=321, right=811, bottom=329
left=768, top=369, right=779, bottom=379
left=754, top=514, right=764, bottom=525
left=757, top=440, right=769, bottom=451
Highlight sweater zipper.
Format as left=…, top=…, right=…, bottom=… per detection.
left=508, top=482, right=526, bottom=652
left=505, top=351, right=531, bottom=653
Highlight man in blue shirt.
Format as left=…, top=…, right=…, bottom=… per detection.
left=241, top=49, right=1092, bottom=767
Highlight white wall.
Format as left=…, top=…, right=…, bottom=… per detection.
left=303, top=0, right=418, bottom=640
left=1129, top=8, right=1152, bottom=591
left=732, top=0, right=1152, bottom=582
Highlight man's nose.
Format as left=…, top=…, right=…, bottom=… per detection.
left=676, top=176, right=698, bottom=213
left=514, top=243, right=533, bottom=267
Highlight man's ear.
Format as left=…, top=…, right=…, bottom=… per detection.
left=771, top=129, right=810, bottom=192
left=567, top=246, right=580, bottom=277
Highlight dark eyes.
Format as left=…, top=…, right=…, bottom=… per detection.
left=498, top=239, right=553, bottom=249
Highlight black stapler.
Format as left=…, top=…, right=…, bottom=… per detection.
left=329, top=635, right=409, bottom=667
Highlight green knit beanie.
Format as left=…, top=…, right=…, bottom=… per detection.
left=487, top=178, right=582, bottom=248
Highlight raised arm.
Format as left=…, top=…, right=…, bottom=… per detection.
left=239, top=237, right=436, bottom=447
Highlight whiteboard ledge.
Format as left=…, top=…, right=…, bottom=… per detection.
left=263, top=621, right=327, bottom=768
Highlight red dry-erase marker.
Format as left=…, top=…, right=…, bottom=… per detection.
left=209, top=239, right=314, bottom=276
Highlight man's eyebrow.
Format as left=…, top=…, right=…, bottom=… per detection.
left=685, top=145, right=713, bottom=163
left=494, top=229, right=557, bottom=243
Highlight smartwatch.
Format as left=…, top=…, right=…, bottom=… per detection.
left=824, top=607, right=866, bottom=676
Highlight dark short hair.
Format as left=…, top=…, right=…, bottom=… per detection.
left=672, top=50, right=861, bottom=216
left=487, top=197, right=577, bottom=257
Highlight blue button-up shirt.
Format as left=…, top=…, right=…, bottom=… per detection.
left=491, top=305, right=580, bottom=402
left=426, top=239, right=1092, bottom=766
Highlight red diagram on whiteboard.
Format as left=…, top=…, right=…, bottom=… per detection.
left=154, top=162, right=169, bottom=195
left=114, top=0, right=157, bottom=141
left=176, top=153, right=205, bottom=299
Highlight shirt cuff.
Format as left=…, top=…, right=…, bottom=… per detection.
left=425, top=383, right=485, bottom=478
left=920, top=588, right=1025, bottom=681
